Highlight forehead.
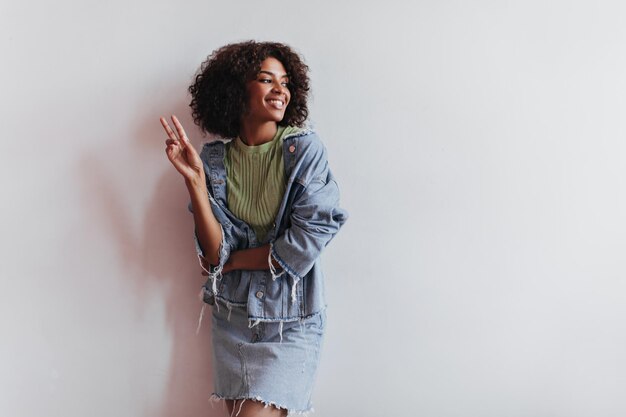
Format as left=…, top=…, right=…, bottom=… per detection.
left=258, top=57, right=287, bottom=75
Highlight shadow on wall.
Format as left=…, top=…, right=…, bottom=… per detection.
left=142, top=171, right=222, bottom=417
left=79, top=107, right=225, bottom=417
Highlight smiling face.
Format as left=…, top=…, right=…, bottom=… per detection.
left=241, top=57, right=291, bottom=125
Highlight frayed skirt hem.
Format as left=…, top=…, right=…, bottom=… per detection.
left=209, top=392, right=314, bottom=416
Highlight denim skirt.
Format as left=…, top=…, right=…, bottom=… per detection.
left=208, top=298, right=326, bottom=415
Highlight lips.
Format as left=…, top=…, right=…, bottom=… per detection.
left=266, top=97, right=286, bottom=110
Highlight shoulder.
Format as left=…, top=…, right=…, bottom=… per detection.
left=284, top=128, right=335, bottom=185
left=198, top=138, right=231, bottom=160
left=284, top=127, right=328, bottom=158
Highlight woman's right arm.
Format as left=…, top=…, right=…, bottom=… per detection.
left=161, top=115, right=223, bottom=266
left=185, top=177, right=223, bottom=266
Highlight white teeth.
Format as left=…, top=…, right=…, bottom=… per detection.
left=267, top=99, right=284, bottom=109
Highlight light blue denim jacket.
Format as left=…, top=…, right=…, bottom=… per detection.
left=189, top=127, right=348, bottom=324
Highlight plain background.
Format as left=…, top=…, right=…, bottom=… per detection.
left=2, top=1, right=625, bottom=416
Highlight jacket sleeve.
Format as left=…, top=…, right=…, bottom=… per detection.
left=269, top=145, right=348, bottom=281
left=188, top=200, right=231, bottom=273
left=187, top=142, right=233, bottom=278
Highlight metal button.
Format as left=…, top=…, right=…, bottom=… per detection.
left=256, top=291, right=264, bottom=299
left=289, top=145, right=296, bottom=153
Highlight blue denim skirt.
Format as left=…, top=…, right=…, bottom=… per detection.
left=208, top=298, right=326, bottom=415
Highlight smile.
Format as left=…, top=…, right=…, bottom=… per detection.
left=266, top=99, right=285, bottom=109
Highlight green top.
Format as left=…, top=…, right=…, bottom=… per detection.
left=224, top=125, right=303, bottom=242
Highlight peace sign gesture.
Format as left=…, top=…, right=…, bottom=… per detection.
left=160, top=115, right=204, bottom=184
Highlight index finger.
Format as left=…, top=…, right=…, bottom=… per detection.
left=171, top=115, right=189, bottom=142
left=160, top=117, right=178, bottom=141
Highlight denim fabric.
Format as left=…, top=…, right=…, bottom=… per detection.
left=209, top=298, right=326, bottom=414
left=189, top=128, right=348, bottom=323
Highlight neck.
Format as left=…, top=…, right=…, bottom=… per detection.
left=239, top=120, right=278, bottom=146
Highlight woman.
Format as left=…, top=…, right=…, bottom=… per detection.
left=160, top=40, right=348, bottom=417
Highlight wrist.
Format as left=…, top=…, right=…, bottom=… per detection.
left=226, top=251, right=239, bottom=270
left=185, top=174, right=207, bottom=192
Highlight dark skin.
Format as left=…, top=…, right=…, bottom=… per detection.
left=161, top=57, right=293, bottom=417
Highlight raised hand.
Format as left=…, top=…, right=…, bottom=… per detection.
left=160, top=115, right=204, bottom=184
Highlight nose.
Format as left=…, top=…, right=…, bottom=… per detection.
left=271, top=81, right=286, bottom=94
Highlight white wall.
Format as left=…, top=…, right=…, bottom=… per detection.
left=2, top=1, right=626, bottom=416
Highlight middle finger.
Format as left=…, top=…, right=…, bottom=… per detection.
left=171, top=115, right=189, bottom=142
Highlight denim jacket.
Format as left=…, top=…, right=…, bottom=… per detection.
left=190, top=127, right=348, bottom=324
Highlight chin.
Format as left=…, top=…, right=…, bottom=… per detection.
left=268, top=112, right=286, bottom=122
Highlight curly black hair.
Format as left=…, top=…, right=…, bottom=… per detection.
left=188, top=40, right=311, bottom=139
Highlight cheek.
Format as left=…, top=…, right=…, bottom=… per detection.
left=248, top=84, right=266, bottom=100
left=252, top=88, right=265, bottom=100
